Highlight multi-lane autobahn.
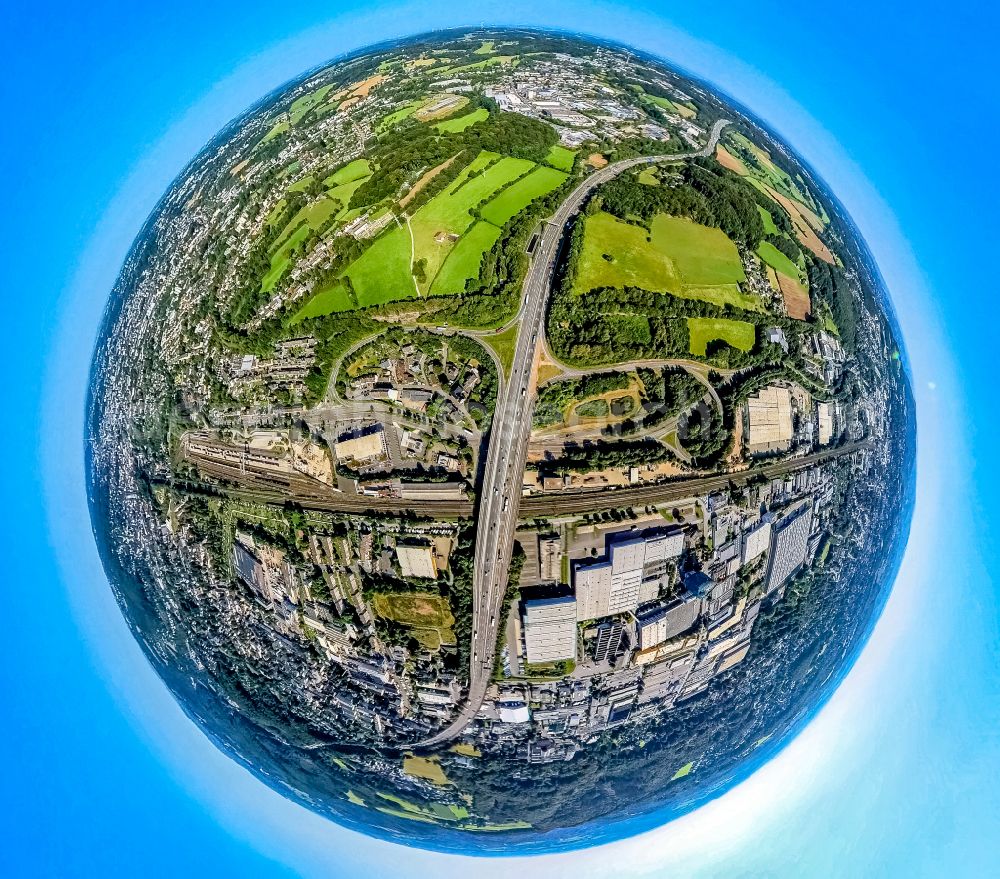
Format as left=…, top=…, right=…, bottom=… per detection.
left=176, top=118, right=861, bottom=750
left=408, top=122, right=735, bottom=747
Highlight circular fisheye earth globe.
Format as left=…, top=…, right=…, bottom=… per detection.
left=88, top=28, right=915, bottom=853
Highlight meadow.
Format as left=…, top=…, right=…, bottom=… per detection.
left=479, top=323, right=519, bottom=376
left=342, top=223, right=415, bottom=306
left=434, top=108, right=488, bottom=133
left=324, top=158, right=371, bottom=186
left=372, top=591, right=456, bottom=651
left=409, top=151, right=532, bottom=292
left=687, top=317, right=756, bottom=356
left=756, top=240, right=800, bottom=278
left=574, top=212, right=753, bottom=309
left=430, top=221, right=502, bottom=296
left=479, top=166, right=567, bottom=226
left=543, top=144, right=576, bottom=172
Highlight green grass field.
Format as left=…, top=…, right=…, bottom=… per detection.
left=687, top=317, right=756, bottom=356
left=260, top=120, right=289, bottom=144
left=286, top=174, right=315, bottom=193
left=410, top=151, right=532, bottom=291
left=637, top=167, right=659, bottom=186
left=379, top=100, right=422, bottom=130
left=729, top=132, right=818, bottom=212
left=342, top=223, right=415, bottom=306
left=575, top=212, right=748, bottom=304
left=429, top=221, right=501, bottom=296
left=758, top=205, right=778, bottom=234
left=274, top=197, right=342, bottom=247
left=480, top=166, right=567, bottom=226
left=480, top=323, right=519, bottom=376
left=543, top=144, right=576, bottom=172
left=402, top=756, right=451, bottom=786
left=444, top=55, right=517, bottom=74
left=292, top=283, right=355, bottom=321
left=639, top=90, right=697, bottom=119
left=756, top=240, right=800, bottom=278
left=262, top=224, right=310, bottom=292
left=265, top=198, right=287, bottom=228
left=289, top=84, right=333, bottom=124
left=325, top=175, right=371, bottom=219
left=324, top=158, right=371, bottom=187
left=671, top=761, right=695, bottom=781
left=434, top=107, right=488, bottom=133
left=372, top=592, right=456, bottom=651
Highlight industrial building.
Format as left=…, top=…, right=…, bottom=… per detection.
left=522, top=595, right=578, bottom=664
left=635, top=592, right=702, bottom=649
left=592, top=619, right=625, bottom=662
left=745, top=385, right=794, bottom=454
left=742, top=516, right=773, bottom=566
left=817, top=401, right=836, bottom=446
left=334, top=425, right=387, bottom=463
left=765, top=501, right=813, bottom=593
left=573, top=529, right=684, bottom=621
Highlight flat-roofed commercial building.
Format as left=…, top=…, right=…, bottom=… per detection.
left=573, top=529, right=684, bottom=621
left=745, top=385, right=794, bottom=454
left=742, top=517, right=773, bottom=565
left=523, top=596, right=578, bottom=664
left=396, top=544, right=438, bottom=579
left=765, top=501, right=813, bottom=593
left=574, top=560, right=613, bottom=620
left=817, top=401, right=835, bottom=446
left=635, top=594, right=701, bottom=649
left=334, top=425, right=387, bottom=462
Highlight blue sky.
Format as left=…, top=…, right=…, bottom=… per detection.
left=3, top=1, right=999, bottom=876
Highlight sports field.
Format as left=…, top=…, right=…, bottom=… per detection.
left=575, top=212, right=750, bottom=306
left=480, top=166, right=567, bottom=226
left=687, top=317, right=756, bottom=356
left=434, top=107, right=488, bottom=133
